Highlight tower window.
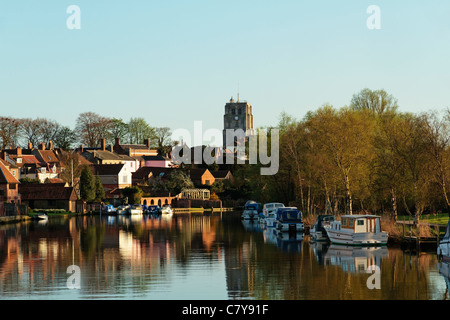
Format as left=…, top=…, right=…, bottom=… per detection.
left=231, top=109, right=236, bottom=115
left=238, top=109, right=242, bottom=115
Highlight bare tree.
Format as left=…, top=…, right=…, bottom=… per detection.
left=75, top=112, right=112, bottom=147
left=0, top=117, right=23, bottom=149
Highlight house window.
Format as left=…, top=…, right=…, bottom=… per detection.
left=357, top=220, right=365, bottom=226
left=9, top=184, right=16, bottom=190
left=122, top=176, right=128, bottom=184
left=205, top=180, right=210, bottom=185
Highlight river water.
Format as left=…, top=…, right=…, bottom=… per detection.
left=0, top=212, right=448, bottom=300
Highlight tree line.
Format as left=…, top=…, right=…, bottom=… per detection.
left=0, top=112, right=174, bottom=154
left=236, top=89, right=450, bottom=223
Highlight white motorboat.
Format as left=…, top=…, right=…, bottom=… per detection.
left=437, top=220, right=450, bottom=261
left=310, top=215, right=335, bottom=241
left=324, top=215, right=388, bottom=246
left=103, top=204, right=117, bottom=214
left=261, top=202, right=285, bottom=227
left=117, top=205, right=130, bottom=215
left=275, top=207, right=303, bottom=232
left=127, top=205, right=143, bottom=215
left=33, top=213, right=48, bottom=221
left=161, top=204, right=173, bottom=215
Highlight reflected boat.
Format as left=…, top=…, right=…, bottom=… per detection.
left=275, top=230, right=303, bottom=253
left=324, top=245, right=388, bottom=273
left=242, top=220, right=263, bottom=233
left=309, top=241, right=330, bottom=265
left=324, top=215, right=388, bottom=246
left=438, top=260, right=450, bottom=293
left=263, top=228, right=278, bottom=245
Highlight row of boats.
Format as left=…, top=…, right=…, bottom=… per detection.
left=102, top=204, right=174, bottom=216
left=242, top=201, right=389, bottom=246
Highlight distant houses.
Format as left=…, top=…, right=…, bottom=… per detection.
left=0, top=137, right=236, bottom=216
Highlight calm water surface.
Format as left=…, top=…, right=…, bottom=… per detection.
left=0, top=212, right=449, bottom=300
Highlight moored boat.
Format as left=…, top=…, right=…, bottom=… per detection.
left=102, top=204, right=117, bottom=214
left=438, top=220, right=450, bottom=261
left=241, top=201, right=261, bottom=220
left=310, top=215, right=335, bottom=242
left=261, top=202, right=285, bottom=227
left=324, top=215, right=388, bottom=246
left=117, top=205, right=129, bottom=215
left=161, top=204, right=173, bottom=215
left=33, top=213, right=48, bottom=221
left=275, top=207, right=303, bottom=232
left=127, top=204, right=143, bottom=215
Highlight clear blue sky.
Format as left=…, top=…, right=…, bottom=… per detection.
left=0, top=0, right=449, bottom=135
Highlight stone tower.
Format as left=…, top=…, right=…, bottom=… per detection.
left=223, top=96, right=254, bottom=149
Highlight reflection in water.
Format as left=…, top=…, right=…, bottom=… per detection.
left=0, top=212, right=448, bottom=300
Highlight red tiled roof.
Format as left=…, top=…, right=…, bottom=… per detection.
left=0, top=161, right=20, bottom=184
left=35, top=150, right=59, bottom=163
left=19, top=184, right=77, bottom=200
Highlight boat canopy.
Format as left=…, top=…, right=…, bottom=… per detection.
left=315, top=215, right=335, bottom=229
left=245, top=202, right=262, bottom=212
left=276, top=207, right=302, bottom=222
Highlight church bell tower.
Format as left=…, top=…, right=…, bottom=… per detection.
left=222, top=96, right=254, bottom=150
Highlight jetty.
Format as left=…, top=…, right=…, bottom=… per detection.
left=397, top=220, right=446, bottom=251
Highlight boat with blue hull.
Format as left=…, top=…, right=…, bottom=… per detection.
left=275, top=207, right=303, bottom=233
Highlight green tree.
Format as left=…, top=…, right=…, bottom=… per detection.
left=122, top=186, right=143, bottom=205
left=108, top=118, right=129, bottom=145
left=350, top=88, right=398, bottom=115
left=95, top=176, right=105, bottom=202
left=80, top=166, right=96, bottom=202
left=167, top=170, right=194, bottom=194
left=127, top=117, right=155, bottom=144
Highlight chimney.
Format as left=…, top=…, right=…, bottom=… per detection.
left=79, top=145, right=84, bottom=153
left=100, top=138, right=106, bottom=151
left=39, top=142, right=46, bottom=150
left=144, top=139, right=150, bottom=148
left=48, top=140, right=54, bottom=150
left=16, top=147, right=22, bottom=156
left=27, top=141, right=33, bottom=150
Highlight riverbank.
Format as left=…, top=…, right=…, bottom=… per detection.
left=0, top=215, right=32, bottom=224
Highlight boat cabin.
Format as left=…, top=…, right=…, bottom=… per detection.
left=335, top=215, right=382, bottom=233
left=276, top=207, right=302, bottom=223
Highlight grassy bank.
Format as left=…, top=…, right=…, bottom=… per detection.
left=397, top=213, right=449, bottom=226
